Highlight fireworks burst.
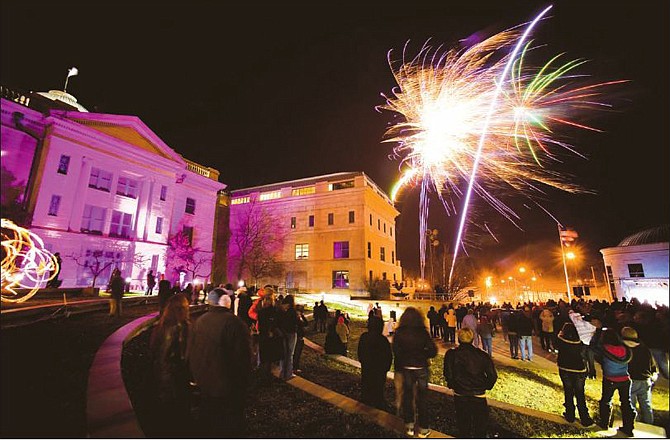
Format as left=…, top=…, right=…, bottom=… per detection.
left=379, top=6, right=625, bottom=283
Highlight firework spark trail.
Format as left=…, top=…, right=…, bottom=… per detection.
left=449, top=6, right=553, bottom=286
left=381, top=4, right=626, bottom=287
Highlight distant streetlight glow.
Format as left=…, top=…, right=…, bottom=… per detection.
left=566, top=251, right=576, bottom=260
left=518, top=266, right=526, bottom=273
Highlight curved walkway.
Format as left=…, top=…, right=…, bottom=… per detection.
left=86, top=312, right=158, bottom=438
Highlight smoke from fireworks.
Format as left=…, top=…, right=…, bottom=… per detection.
left=379, top=6, right=625, bottom=283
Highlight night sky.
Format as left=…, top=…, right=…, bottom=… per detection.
left=2, top=1, right=668, bottom=276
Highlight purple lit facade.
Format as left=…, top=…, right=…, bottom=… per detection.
left=1, top=87, right=224, bottom=289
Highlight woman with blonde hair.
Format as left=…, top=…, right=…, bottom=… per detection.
left=149, top=294, right=191, bottom=435
left=392, top=307, right=437, bottom=438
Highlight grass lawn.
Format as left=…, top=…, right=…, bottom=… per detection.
left=299, top=348, right=594, bottom=438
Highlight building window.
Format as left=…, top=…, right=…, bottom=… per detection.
left=185, top=197, right=196, bottom=214
left=380, top=246, right=386, bottom=262
left=328, top=213, right=334, bottom=225
left=183, top=226, right=194, bottom=246
left=292, top=186, right=315, bottom=196
left=367, top=242, right=371, bottom=258
left=369, top=270, right=373, bottom=282
left=627, top=263, right=644, bottom=278
left=349, top=210, right=355, bottom=223
left=231, top=196, right=250, bottom=205
left=88, top=168, right=113, bottom=192
left=382, top=272, right=387, bottom=281
left=383, top=223, right=386, bottom=233
left=393, top=273, right=397, bottom=281
left=390, top=227, right=393, bottom=237
left=155, top=217, right=163, bottom=234
left=295, top=243, right=309, bottom=260
left=377, top=219, right=381, bottom=230
left=329, top=180, right=354, bottom=191
left=370, top=214, right=373, bottom=226
left=290, top=217, right=297, bottom=229
left=57, top=155, right=70, bottom=175
left=391, top=251, right=395, bottom=264
left=308, top=215, right=314, bottom=227
left=109, top=210, right=133, bottom=238
left=259, top=190, right=281, bottom=201
left=81, top=205, right=106, bottom=234
left=48, top=195, right=61, bottom=216
left=332, top=270, right=350, bottom=288
left=116, top=176, right=139, bottom=199
left=160, top=185, right=168, bottom=201
left=334, top=241, right=350, bottom=259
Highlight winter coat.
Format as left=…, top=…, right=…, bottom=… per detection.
left=628, top=342, right=656, bottom=381
left=516, top=313, right=534, bottom=337
left=358, top=329, right=392, bottom=374
left=443, top=343, right=498, bottom=396
left=591, top=330, right=632, bottom=381
left=477, top=322, right=495, bottom=339
left=188, top=308, right=251, bottom=398
left=392, top=326, right=437, bottom=370
left=257, top=305, right=283, bottom=362
left=556, top=333, right=593, bottom=374
left=446, top=309, right=457, bottom=328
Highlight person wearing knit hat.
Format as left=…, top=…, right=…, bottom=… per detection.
left=591, top=326, right=636, bottom=436
left=555, top=322, right=595, bottom=426
left=218, top=294, right=232, bottom=309
left=622, top=326, right=657, bottom=424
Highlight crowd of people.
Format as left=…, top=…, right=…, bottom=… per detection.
left=422, top=296, right=669, bottom=437
left=141, top=277, right=668, bottom=439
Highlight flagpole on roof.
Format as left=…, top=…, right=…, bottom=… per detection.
left=63, top=67, right=78, bottom=93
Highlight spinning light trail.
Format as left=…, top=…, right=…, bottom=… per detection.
left=1, top=218, right=59, bottom=303
left=380, top=5, right=624, bottom=284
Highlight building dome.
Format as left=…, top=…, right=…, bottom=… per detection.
left=36, top=90, right=88, bottom=112
left=618, top=225, right=670, bottom=247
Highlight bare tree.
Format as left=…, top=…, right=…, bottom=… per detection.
left=69, top=249, right=146, bottom=289
left=229, top=199, right=286, bottom=286
left=166, top=231, right=213, bottom=284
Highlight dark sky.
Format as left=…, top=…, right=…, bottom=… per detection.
left=2, top=1, right=669, bottom=275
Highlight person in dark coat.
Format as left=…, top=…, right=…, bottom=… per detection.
left=157, top=276, right=173, bottom=314
left=325, top=310, right=347, bottom=355
left=555, top=322, right=595, bottom=426
left=108, top=268, right=124, bottom=317
left=235, top=286, right=252, bottom=327
left=257, top=294, right=283, bottom=384
left=427, top=306, right=439, bottom=338
left=358, top=316, right=392, bottom=409
left=393, top=307, right=437, bottom=438
left=278, top=295, right=299, bottom=380
left=145, top=270, right=156, bottom=295
left=149, top=294, right=192, bottom=436
left=188, top=298, right=252, bottom=437
left=622, top=326, right=657, bottom=424
left=293, top=305, right=309, bottom=374
left=444, top=327, right=498, bottom=438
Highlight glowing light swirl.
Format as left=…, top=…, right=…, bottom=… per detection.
left=1, top=218, right=59, bottom=303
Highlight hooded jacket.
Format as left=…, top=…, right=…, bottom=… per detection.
left=591, top=329, right=632, bottom=382
left=556, top=331, right=594, bottom=374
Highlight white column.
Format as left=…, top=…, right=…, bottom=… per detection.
left=68, top=157, right=93, bottom=232
left=134, top=178, right=153, bottom=240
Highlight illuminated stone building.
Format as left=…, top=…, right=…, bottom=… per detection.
left=600, top=225, right=669, bottom=306
left=1, top=85, right=224, bottom=289
left=228, top=172, right=403, bottom=295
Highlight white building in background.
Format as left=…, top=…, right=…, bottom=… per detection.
left=1, top=86, right=225, bottom=289
left=600, top=225, right=669, bottom=306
